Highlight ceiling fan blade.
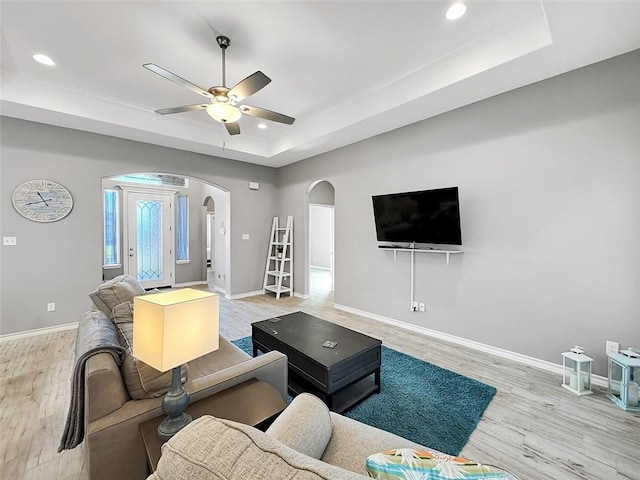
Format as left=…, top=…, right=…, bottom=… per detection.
left=228, top=71, right=271, bottom=101
left=143, top=63, right=212, bottom=98
left=241, top=105, right=295, bottom=125
left=154, top=104, right=209, bottom=115
left=224, top=122, right=241, bottom=135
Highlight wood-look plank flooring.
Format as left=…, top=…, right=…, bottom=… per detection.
left=1, top=269, right=638, bottom=479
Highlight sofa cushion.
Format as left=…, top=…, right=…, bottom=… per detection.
left=321, top=413, right=425, bottom=475
left=150, top=415, right=367, bottom=480
left=90, top=275, right=146, bottom=316
left=365, top=449, right=519, bottom=480
left=111, top=301, right=188, bottom=400
left=266, top=393, right=332, bottom=460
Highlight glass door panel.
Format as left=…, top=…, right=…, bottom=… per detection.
left=137, top=199, right=163, bottom=282
left=127, top=193, right=174, bottom=288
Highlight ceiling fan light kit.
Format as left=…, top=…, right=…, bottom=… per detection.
left=144, top=35, right=294, bottom=136
left=206, top=103, right=242, bottom=123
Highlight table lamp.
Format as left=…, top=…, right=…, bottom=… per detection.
left=133, top=288, right=219, bottom=441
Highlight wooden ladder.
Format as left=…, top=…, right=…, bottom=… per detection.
left=262, top=216, right=294, bottom=299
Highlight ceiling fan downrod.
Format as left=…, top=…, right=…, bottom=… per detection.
left=216, top=35, right=230, bottom=88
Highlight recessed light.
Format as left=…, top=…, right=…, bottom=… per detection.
left=33, top=53, right=55, bottom=66
left=257, top=123, right=267, bottom=130
left=446, top=3, right=467, bottom=20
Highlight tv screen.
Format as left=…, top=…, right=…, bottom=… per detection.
left=372, top=187, right=462, bottom=245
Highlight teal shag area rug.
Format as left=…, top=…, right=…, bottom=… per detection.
left=232, top=336, right=496, bottom=455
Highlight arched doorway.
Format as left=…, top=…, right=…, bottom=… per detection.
left=101, top=172, right=231, bottom=294
left=305, top=180, right=335, bottom=297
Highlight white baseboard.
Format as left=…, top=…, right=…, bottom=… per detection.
left=310, top=266, right=331, bottom=271
left=228, top=290, right=265, bottom=300
left=294, top=292, right=309, bottom=299
left=0, top=322, right=79, bottom=343
left=174, top=281, right=208, bottom=287
left=333, top=303, right=608, bottom=388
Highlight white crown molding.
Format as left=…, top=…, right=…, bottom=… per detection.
left=334, top=303, right=608, bottom=388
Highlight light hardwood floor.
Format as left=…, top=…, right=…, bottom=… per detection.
left=1, top=271, right=638, bottom=479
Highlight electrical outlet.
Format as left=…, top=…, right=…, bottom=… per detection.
left=3, top=237, right=17, bottom=246
left=47, top=302, right=56, bottom=312
left=606, top=341, right=619, bottom=355
left=419, top=302, right=425, bottom=312
left=411, top=301, right=418, bottom=312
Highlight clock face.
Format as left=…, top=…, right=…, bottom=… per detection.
left=12, top=180, right=73, bottom=223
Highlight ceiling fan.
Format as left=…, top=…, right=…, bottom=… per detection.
left=143, top=35, right=295, bottom=136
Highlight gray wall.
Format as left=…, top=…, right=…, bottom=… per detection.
left=0, top=118, right=277, bottom=335
left=278, top=50, right=640, bottom=375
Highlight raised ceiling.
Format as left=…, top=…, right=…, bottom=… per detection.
left=1, top=1, right=639, bottom=167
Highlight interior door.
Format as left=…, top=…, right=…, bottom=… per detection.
left=126, top=192, right=174, bottom=288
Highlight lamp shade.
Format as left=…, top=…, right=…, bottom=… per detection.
left=133, top=288, right=219, bottom=372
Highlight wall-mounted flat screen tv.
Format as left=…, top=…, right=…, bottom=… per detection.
left=372, top=187, right=462, bottom=245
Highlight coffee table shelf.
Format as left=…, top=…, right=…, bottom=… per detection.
left=289, top=373, right=379, bottom=413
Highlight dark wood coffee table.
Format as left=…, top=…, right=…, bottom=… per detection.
left=252, top=311, right=382, bottom=413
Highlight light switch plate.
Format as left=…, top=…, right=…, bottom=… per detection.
left=242, top=233, right=250, bottom=240
left=3, top=237, right=17, bottom=246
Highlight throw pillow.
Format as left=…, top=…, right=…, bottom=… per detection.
left=365, top=449, right=518, bottom=480
left=89, top=275, right=146, bottom=316
left=111, top=301, right=188, bottom=400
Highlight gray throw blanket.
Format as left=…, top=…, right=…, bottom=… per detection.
left=58, top=310, right=125, bottom=452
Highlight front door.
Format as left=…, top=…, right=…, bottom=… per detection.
left=126, top=192, right=174, bottom=288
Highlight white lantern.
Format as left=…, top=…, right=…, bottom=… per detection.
left=607, top=349, right=640, bottom=412
left=561, top=346, right=593, bottom=396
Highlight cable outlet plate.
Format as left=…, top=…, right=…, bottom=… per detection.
left=606, top=340, right=619, bottom=355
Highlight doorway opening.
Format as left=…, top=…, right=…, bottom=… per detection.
left=203, top=196, right=216, bottom=285
left=101, top=172, right=230, bottom=294
left=306, top=180, right=335, bottom=298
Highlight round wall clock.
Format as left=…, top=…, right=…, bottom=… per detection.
left=12, top=179, right=73, bottom=222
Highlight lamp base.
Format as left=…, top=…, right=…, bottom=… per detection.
left=158, top=411, right=192, bottom=442
left=157, top=365, right=191, bottom=441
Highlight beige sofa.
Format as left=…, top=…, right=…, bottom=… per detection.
left=75, top=276, right=288, bottom=480
left=149, top=393, right=518, bottom=480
